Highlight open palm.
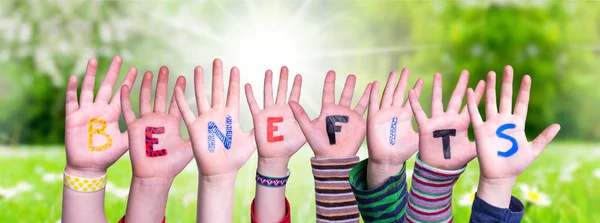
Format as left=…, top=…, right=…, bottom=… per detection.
left=65, top=56, right=137, bottom=173
left=466, top=66, right=560, bottom=180
left=245, top=67, right=306, bottom=160
left=408, top=71, right=485, bottom=170
left=121, top=67, right=193, bottom=179
left=289, top=71, right=372, bottom=158
left=175, top=59, right=256, bottom=177
left=367, top=68, right=423, bottom=165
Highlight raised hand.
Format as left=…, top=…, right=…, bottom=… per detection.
left=174, top=59, right=256, bottom=222
left=245, top=67, right=306, bottom=163
left=121, top=66, right=193, bottom=179
left=365, top=68, right=423, bottom=189
left=63, top=56, right=137, bottom=223
left=65, top=56, right=137, bottom=176
left=289, top=71, right=372, bottom=158
left=408, top=71, right=485, bottom=170
left=466, top=66, right=560, bottom=208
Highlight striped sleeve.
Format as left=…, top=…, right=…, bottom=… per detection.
left=406, top=153, right=466, bottom=223
left=349, top=158, right=408, bottom=223
left=311, top=156, right=360, bottom=223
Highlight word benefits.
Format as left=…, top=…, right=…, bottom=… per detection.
left=208, top=115, right=233, bottom=153
left=267, top=117, right=284, bottom=142
left=433, top=129, right=456, bottom=159
left=496, top=123, right=518, bottom=157
left=389, top=116, right=398, bottom=145
left=326, top=115, right=348, bottom=145
left=88, top=118, right=112, bottom=152
left=145, top=127, right=167, bottom=157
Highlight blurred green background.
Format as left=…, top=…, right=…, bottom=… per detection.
left=0, top=0, right=599, bottom=222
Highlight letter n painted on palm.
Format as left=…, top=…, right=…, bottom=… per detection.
left=208, top=115, right=233, bottom=153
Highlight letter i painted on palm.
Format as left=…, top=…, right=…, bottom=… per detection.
left=389, top=116, right=398, bottom=145
left=146, top=127, right=167, bottom=157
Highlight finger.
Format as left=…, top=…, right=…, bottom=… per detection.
left=514, top=75, right=531, bottom=118
left=175, top=87, right=196, bottom=126
left=289, top=74, right=302, bottom=102
left=354, top=82, right=372, bottom=116
left=211, top=58, right=225, bottom=108
left=289, top=101, right=313, bottom=134
left=404, top=78, right=424, bottom=109
left=460, top=80, right=485, bottom=117
left=226, top=67, right=240, bottom=112
left=168, top=76, right=186, bottom=117
left=431, top=72, right=444, bottom=116
left=275, top=66, right=289, bottom=105
left=339, top=74, right=356, bottom=108
left=154, top=66, right=169, bottom=113
left=120, top=85, right=137, bottom=125
left=110, top=67, right=138, bottom=108
left=485, top=71, right=498, bottom=119
left=263, top=70, right=274, bottom=108
left=368, top=81, right=380, bottom=116
left=466, top=88, right=484, bottom=127
left=96, top=55, right=123, bottom=104
left=392, top=68, right=410, bottom=107
left=65, top=76, right=79, bottom=115
left=80, top=58, right=98, bottom=105
left=499, top=66, right=514, bottom=114
left=139, top=71, right=154, bottom=116
left=408, top=89, right=428, bottom=123
left=531, top=124, right=560, bottom=157
left=447, top=70, right=469, bottom=113
left=380, top=71, right=398, bottom=109
left=245, top=83, right=260, bottom=115
left=322, top=70, right=336, bottom=107
left=194, top=66, right=210, bottom=113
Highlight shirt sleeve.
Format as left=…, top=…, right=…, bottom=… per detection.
left=469, top=193, right=524, bottom=223
left=311, top=156, right=361, bottom=223
left=250, top=197, right=291, bottom=223
left=406, top=153, right=466, bottom=223
left=348, top=158, right=408, bottom=223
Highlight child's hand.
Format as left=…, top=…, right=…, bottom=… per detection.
left=175, top=59, right=256, bottom=178
left=289, top=71, right=372, bottom=158
left=245, top=67, right=306, bottom=163
left=466, top=66, right=560, bottom=207
left=121, top=67, right=193, bottom=179
left=65, top=56, right=137, bottom=176
left=364, top=69, right=422, bottom=188
left=408, top=71, right=485, bottom=170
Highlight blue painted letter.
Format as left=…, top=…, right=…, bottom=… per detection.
left=496, top=123, right=518, bottom=157
left=389, top=116, right=398, bottom=145
left=207, top=115, right=233, bottom=153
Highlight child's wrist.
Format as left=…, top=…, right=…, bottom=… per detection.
left=366, top=160, right=404, bottom=189
left=64, top=165, right=107, bottom=178
left=477, top=176, right=517, bottom=209
left=131, top=177, right=174, bottom=188
left=257, top=157, right=290, bottom=176
left=199, top=172, right=237, bottom=187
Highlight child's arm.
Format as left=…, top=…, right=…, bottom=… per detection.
left=289, top=71, right=372, bottom=223
left=406, top=71, right=485, bottom=222
left=174, top=60, right=257, bottom=223
left=62, top=56, right=137, bottom=223
left=465, top=66, right=560, bottom=222
left=245, top=67, right=305, bottom=223
left=120, top=67, right=194, bottom=222
left=346, top=69, right=423, bottom=222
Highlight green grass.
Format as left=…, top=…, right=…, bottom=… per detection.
left=0, top=143, right=599, bottom=222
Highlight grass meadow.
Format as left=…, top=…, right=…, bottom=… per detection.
left=0, top=142, right=599, bottom=222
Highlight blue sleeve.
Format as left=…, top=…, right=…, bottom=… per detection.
left=469, top=193, right=524, bottom=223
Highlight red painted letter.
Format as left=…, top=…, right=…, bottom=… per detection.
left=267, top=117, right=284, bottom=142
left=146, top=127, right=167, bottom=157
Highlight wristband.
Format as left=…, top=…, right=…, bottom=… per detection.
left=63, top=171, right=107, bottom=192
left=256, top=169, right=290, bottom=188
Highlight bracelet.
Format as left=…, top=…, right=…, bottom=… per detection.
left=63, top=171, right=107, bottom=193
left=256, top=169, right=290, bottom=188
